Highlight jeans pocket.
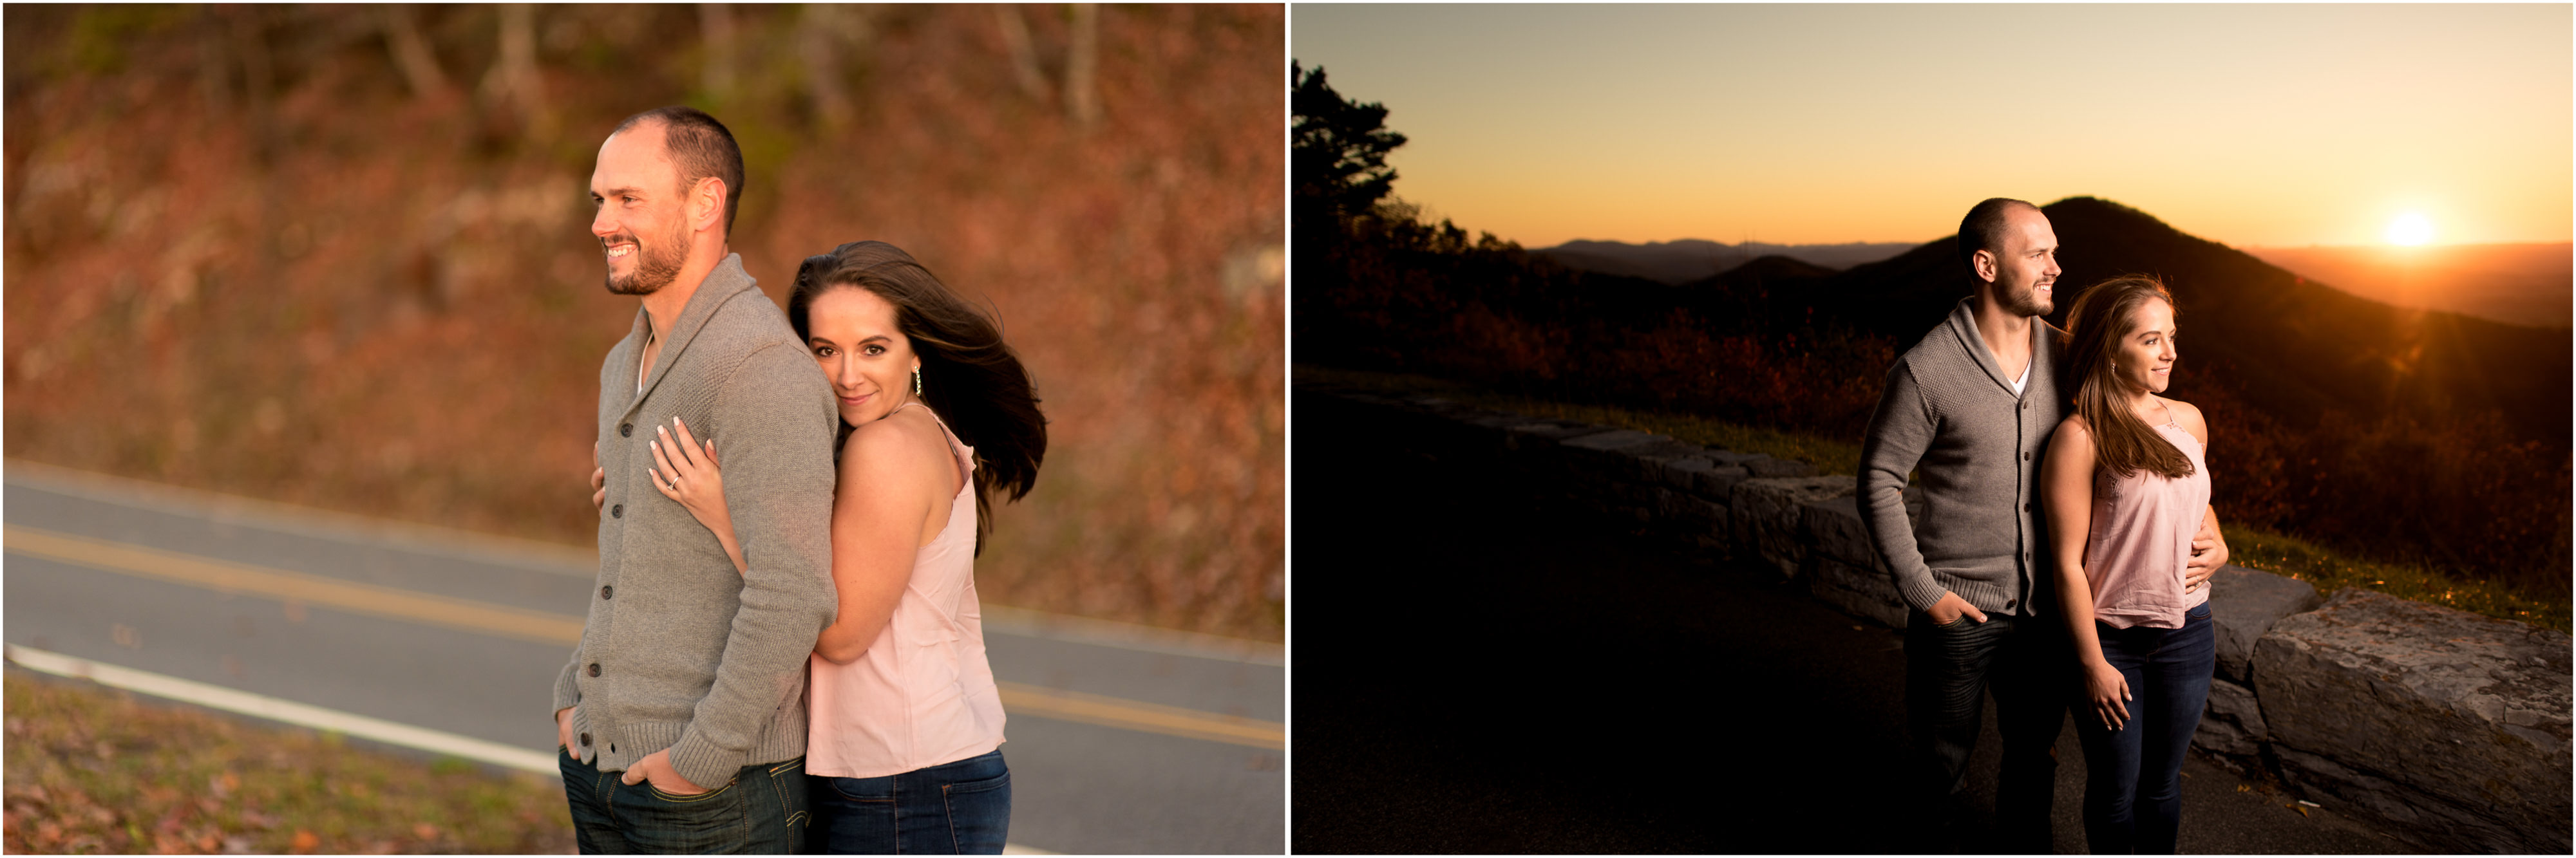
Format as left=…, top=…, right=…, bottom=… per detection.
left=616, top=775, right=748, bottom=853
left=940, top=767, right=1012, bottom=855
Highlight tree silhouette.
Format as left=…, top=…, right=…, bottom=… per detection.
left=1292, top=61, right=1406, bottom=221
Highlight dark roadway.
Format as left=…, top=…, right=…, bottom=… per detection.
left=1289, top=388, right=2406, bottom=854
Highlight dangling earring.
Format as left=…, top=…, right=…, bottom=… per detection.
left=912, top=367, right=922, bottom=396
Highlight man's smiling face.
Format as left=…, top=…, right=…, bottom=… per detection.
left=589, top=123, right=692, bottom=297
left=1991, top=205, right=2061, bottom=318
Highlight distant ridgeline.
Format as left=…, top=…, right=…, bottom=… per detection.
left=2240, top=243, right=2573, bottom=330
left=1533, top=239, right=1918, bottom=284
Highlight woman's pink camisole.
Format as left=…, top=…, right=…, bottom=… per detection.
left=805, top=405, right=1006, bottom=778
left=2083, top=418, right=2212, bottom=630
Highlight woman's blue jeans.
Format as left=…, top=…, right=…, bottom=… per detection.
left=807, top=750, right=1011, bottom=854
left=2074, top=604, right=2215, bottom=855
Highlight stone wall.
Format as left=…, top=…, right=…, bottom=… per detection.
left=1308, top=383, right=2571, bottom=853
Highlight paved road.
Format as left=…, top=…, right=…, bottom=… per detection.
left=3, top=460, right=1282, bottom=855
left=1290, top=389, right=2410, bottom=854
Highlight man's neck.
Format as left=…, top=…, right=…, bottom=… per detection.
left=1969, top=291, right=2035, bottom=364
left=639, top=247, right=728, bottom=340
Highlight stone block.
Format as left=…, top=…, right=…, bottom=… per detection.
left=2252, top=590, right=2572, bottom=853
left=1618, top=440, right=1713, bottom=483
left=1747, top=456, right=1816, bottom=478
left=2271, top=745, right=2537, bottom=854
left=1553, top=429, right=1666, bottom=475
left=1729, top=475, right=1857, bottom=579
left=1689, top=462, right=1755, bottom=501
left=1654, top=456, right=1720, bottom=492
left=1799, top=496, right=1879, bottom=569
left=2208, top=564, right=2322, bottom=685
left=1501, top=420, right=1615, bottom=451
left=1654, top=488, right=1728, bottom=528
left=1810, top=555, right=1906, bottom=628
left=2193, top=677, right=2266, bottom=757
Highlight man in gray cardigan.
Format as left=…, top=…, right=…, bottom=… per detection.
left=1859, top=198, right=2226, bottom=852
left=553, top=107, right=839, bottom=853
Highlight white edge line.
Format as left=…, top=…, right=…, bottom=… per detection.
left=4, top=644, right=559, bottom=776
left=5, top=645, right=1067, bottom=855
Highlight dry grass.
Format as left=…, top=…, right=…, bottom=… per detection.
left=2, top=672, right=573, bottom=854
left=3, top=5, right=1283, bottom=640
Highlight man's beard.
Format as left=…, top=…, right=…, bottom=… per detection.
left=602, top=222, right=690, bottom=296
left=2003, top=279, right=2054, bottom=317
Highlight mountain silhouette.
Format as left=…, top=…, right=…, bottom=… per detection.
left=1535, top=239, right=1915, bottom=284
left=1757, top=197, right=2568, bottom=445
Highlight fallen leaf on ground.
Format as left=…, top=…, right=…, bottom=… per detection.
left=290, top=828, right=319, bottom=852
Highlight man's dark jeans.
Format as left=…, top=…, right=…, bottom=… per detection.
left=2074, top=603, right=2215, bottom=855
left=560, top=749, right=811, bottom=854
left=1906, top=609, right=2070, bottom=854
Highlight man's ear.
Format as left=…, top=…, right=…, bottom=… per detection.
left=692, top=176, right=728, bottom=235
left=1971, top=248, right=1997, bottom=284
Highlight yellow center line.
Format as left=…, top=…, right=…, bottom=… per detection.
left=996, top=682, right=1283, bottom=750
left=5, top=525, right=583, bottom=646
left=4, top=524, right=1287, bottom=751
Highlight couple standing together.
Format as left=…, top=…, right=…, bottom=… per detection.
left=549, top=106, right=1046, bottom=853
left=1861, top=198, right=2230, bottom=854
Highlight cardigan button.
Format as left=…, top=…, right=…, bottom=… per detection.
left=2005, top=599, right=2018, bottom=609
left=2022, top=451, right=2031, bottom=461
left=620, top=423, right=633, bottom=438
left=579, top=732, right=591, bottom=747
left=611, top=504, right=622, bottom=518
left=587, top=663, right=600, bottom=677
left=601, top=585, right=614, bottom=600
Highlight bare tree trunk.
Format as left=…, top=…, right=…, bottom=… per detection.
left=994, top=5, right=1050, bottom=105
left=478, top=4, right=550, bottom=136
left=799, top=4, right=853, bottom=129
left=699, top=3, right=737, bottom=102
left=1065, top=3, right=1101, bottom=127
left=227, top=6, right=276, bottom=164
left=197, top=6, right=231, bottom=113
left=379, top=5, right=450, bottom=100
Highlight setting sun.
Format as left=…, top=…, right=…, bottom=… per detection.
left=2386, top=212, right=2435, bottom=246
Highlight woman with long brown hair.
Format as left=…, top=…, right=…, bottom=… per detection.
left=2038, top=275, right=2216, bottom=855
left=636, top=240, right=1046, bottom=853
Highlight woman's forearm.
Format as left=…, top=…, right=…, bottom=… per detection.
left=2054, top=563, right=2110, bottom=667
left=717, top=527, right=746, bottom=575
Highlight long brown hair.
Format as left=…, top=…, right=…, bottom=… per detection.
left=2061, top=275, right=2193, bottom=480
left=790, top=241, right=1048, bottom=554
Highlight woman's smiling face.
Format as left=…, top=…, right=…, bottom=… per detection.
left=806, top=285, right=918, bottom=426
left=2115, top=296, right=2177, bottom=396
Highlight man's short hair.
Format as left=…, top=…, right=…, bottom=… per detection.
left=1957, top=198, right=2038, bottom=281
left=614, top=106, right=746, bottom=238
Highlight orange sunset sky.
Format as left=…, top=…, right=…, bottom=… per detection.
left=1291, top=4, right=2572, bottom=249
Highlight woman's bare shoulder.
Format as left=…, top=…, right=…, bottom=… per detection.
left=2055, top=412, right=2094, bottom=440
left=837, top=407, right=952, bottom=485
left=2163, top=397, right=2209, bottom=445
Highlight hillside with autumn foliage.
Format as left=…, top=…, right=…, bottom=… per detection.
left=5, top=5, right=1284, bottom=640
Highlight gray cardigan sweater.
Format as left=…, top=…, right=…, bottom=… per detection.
left=1858, top=297, right=2065, bottom=619
left=553, top=254, right=840, bottom=789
